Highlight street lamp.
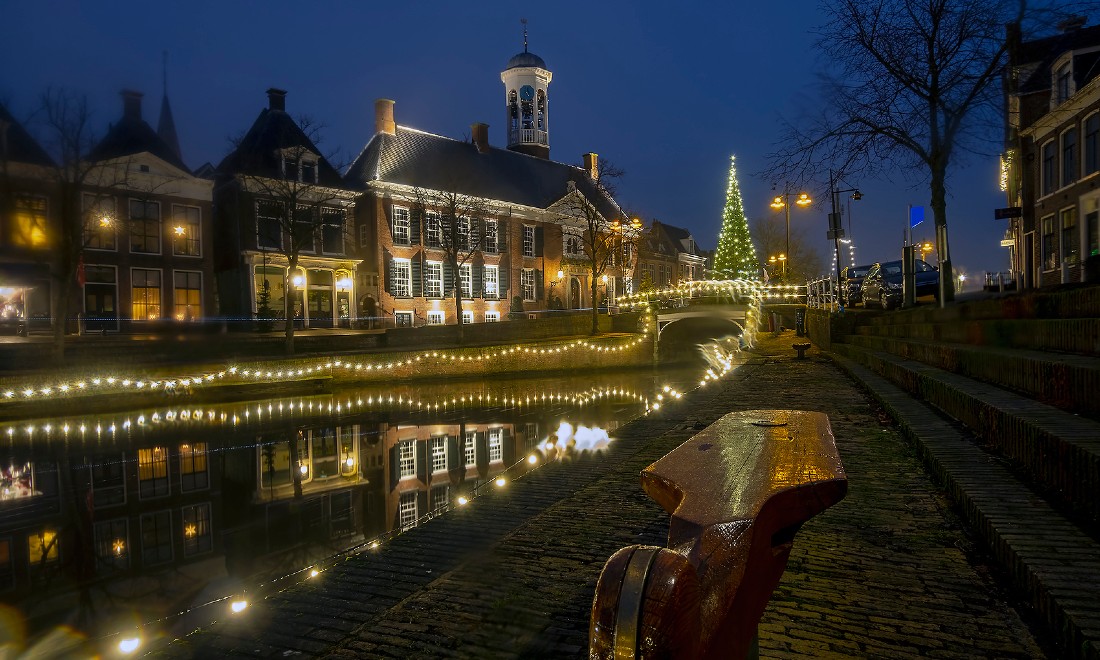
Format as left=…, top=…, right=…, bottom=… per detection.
left=601, top=274, right=611, bottom=315
left=768, top=254, right=787, bottom=281
left=770, top=190, right=812, bottom=277
left=548, top=269, right=564, bottom=309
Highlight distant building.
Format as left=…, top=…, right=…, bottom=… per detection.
left=637, top=220, right=707, bottom=291
left=1004, top=17, right=1100, bottom=288
left=212, top=89, right=359, bottom=328
left=343, top=42, right=629, bottom=327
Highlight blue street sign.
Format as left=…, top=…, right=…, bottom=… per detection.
left=909, top=206, right=925, bottom=228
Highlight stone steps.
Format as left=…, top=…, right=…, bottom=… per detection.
left=853, top=317, right=1100, bottom=356
left=833, top=341, right=1100, bottom=526
left=832, top=353, right=1100, bottom=660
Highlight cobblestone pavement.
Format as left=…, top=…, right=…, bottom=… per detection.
left=163, top=331, right=1048, bottom=659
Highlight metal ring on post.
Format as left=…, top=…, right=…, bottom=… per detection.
left=614, top=546, right=659, bottom=659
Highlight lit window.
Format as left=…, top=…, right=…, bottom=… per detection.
left=483, top=265, right=499, bottom=299
left=431, top=436, right=447, bottom=472
left=129, top=199, right=161, bottom=254
left=523, top=225, right=535, bottom=256
left=399, top=491, right=417, bottom=530
left=182, top=503, right=212, bottom=556
left=426, top=310, right=445, bottom=325
left=425, top=212, right=442, bottom=247
left=457, top=217, right=471, bottom=251
left=28, top=530, right=59, bottom=566
left=461, top=310, right=473, bottom=324
left=391, top=258, right=411, bottom=297
left=460, top=264, right=472, bottom=298
left=464, top=431, right=476, bottom=467
left=431, top=486, right=449, bottom=513
left=485, top=311, right=499, bottom=323
left=484, top=219, right=498, bottom=253
left=488, top=428, right=503, bottom=462
left=179, top=442, right=208, bottom=492
left=12, top=195, right=47, bottom=248
left=138, top=446, right=169, bottom=498
left=83, top=194, right=117, bottom=250
left=392, top=207, right=410, bottom=244
left=94, top=518, right=129, bottom=573
left=132, top=269, right=162, bottom=321
left=521, top=268, right=535, bottom=301
left=173, top=271, right=201, bottom=322
left=425, top=261, right=443, bottom=298
left=399, top=440, right=415, bottom=478
left=171, top=205, right=201, bottom=256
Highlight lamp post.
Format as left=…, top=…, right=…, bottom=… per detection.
left=771, top=189, right=812, bottom=277
left=768, top=254, right=787, bottom=281
left=548, top=269, right=563, bottom=309
left=828, top=173, right=862, bottom=294
left=601, top=274, right=610, bottom=315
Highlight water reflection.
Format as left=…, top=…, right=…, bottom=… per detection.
left=0, top=363, right=726, bottom=655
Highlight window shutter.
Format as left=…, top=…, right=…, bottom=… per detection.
left=417, top=439, right=429, bottom=484
left=410, top=210, right=421, bottom=245
left=470, top=218, right=481, bottom=251
left=388, top=444, right=399, bottom=491
left=473, top=261, right=484, bottom=298
left=443, top=263, right=454, bottom=297
left=499, top=264, right=509, bottom=300
left=501, top=427, right=513, bottom=464
left=476, top=431, right=487, bottom=472
left=535, top=269, right=544, bottom=301
left=384, top=253, right=393, bottom=295
left=412, top=257, right=423, bottom=297
left=535, top=226, right=544, bottom=256
left=498, top=219, right=508, bottom=253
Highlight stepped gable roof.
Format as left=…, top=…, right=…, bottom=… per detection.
left=345, top=126, right=621, bottom=220
left=0, top=101, right=55, bottom=168
left=216, top=107, right=345, bottom=188
left=89, top=109, right=189, bottom=172
left=1017, top=23, right=1100, bottom=94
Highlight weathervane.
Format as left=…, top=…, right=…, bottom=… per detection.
left=521, top=18, right=528, bottom=53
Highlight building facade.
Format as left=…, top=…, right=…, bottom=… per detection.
left=1004, top=18, right=1100, bottom=288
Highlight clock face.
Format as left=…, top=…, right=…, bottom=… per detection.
left=520, top=85, right=535, bottom=101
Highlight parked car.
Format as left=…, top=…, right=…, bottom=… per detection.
left=860, top=259, right=939, bottom=310
left=840, top=264, right=874, bottom=307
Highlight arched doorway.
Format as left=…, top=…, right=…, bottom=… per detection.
left=569, top=277, right=581, bottom=309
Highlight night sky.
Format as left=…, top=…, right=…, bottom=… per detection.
left=2, top=1, right=1011, bottom=279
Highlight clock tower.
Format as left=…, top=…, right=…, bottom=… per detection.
left=501, top=25, right=552, bottom=159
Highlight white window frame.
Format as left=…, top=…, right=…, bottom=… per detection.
left=431, top=436, right=447, bottom=473
left=426, top=310, right=445, bottom=325
left=1062, top=126, right=1079, bottom=188
left=460, top=264, right=472, bottom=298
left=522, top=224, right=535, bottom=257
left=457, top=217, right=471, bottom=251
left=172, top=269, right=202, bottom=322
left=128, top=198, right=162, bottom=256
left=83, top=194, right=118, bottom=251
left=431, top=485, right=450, bottom=513
left=483, top=265, right=499, bottom=299
left=485, top=311, right=500, bottom=323
left=1085, top=111, right=1100, bottom=177
left=1042, top=139, right=1057, bottom=196
left=461, top=310, right=473, bottom=324
left=392, top=206, right=410, bottom=245
left=392, top=258, right=411, bottom=297
left=563, top=230, right=582, bottom=256
left=398, top=439, right=416, bottom=478
left=131, top=267, right=163, bottom=322
left=399, top=491, right=417, bottom=530
left=488, top=428, right=503, bottom=463
left=425, top=261, right=443, bottom=298
left=484, top=219, right=498, bottom=253
left=464, top=431, right=476, bottom=467
left=170, top=204, right=202, bottom=257
left=521, top=268, right=535, bottom=301
left=425, top=211, right=442, bottom=247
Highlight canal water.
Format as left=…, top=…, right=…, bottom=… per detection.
left=0, top=346, right=740, bottom=655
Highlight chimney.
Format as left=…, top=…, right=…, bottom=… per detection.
left=583, top=152, right=599, bottom=179
left=121, top=90, right=143, bottom=121
left=375, top=99, right=396, bottom=135
left=471, top=123, right=490, bottom=153
left=266, top=88, right=287, bottom=111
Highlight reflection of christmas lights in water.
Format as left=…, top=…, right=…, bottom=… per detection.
left=538, top=421, right=613, bottom=457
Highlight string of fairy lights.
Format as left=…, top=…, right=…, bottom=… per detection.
left=77, top=333, right=745, bottom=657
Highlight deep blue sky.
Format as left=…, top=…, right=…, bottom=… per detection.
left=2, top=1, right=1011, bottom=278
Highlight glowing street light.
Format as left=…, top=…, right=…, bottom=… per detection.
left=770, top=190, right=812, bottom=277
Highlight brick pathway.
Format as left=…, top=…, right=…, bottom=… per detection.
left=159, top=332, right=1048, bottom=658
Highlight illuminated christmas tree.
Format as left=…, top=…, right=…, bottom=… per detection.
left=713, top=155, right=758, bottom=279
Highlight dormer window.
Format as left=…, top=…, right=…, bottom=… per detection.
left=281, top=152, right=318, bottom=183
left=1055, top=61, right=1073, bottom=104
left=302, top=161, right=317, bottom=183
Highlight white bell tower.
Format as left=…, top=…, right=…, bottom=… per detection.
left=501, top=20, right=552, bottom=159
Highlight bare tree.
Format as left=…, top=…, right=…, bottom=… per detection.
left=555, top=160, right=625, bottom=334
left=766, top=0, right=1035, bottom=304
left=410, top=183, right=492, bottom=344
left=751, top=215, right=827, bottom=282
left=234, top=115, right=353, bottom=355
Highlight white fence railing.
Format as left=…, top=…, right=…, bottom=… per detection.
left=806, top=278, right=840, bottom=310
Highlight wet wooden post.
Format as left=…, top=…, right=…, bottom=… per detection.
left=590, top=409, right=848, bottom=659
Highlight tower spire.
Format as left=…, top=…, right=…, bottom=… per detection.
left=521, top=18, right=528, bottom=53
left=157, top=50, right=183, bottom=163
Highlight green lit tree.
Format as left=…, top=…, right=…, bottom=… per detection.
left=712, top=155, right=757, bottom=279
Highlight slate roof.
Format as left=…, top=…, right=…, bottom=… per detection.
left=1016, top=23, right=1100, bottom=94
left=649, top=220, right=705, bottom=257
left=344, top=126, right=622, bottom=220
left=216, top=107, right=345, bottom=187
left=89, top=107, right=189, bottom=172
left=506, top=50, right=547, bottom=70
left=0, top=101, right=55, bottom=168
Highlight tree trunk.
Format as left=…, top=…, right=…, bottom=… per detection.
left=454, top=290, right=465, bottom=344
left=289, top=430, right=304, bottom=500
left=51, top=280, right=70, bottom=366
left=284, top=257, right=297, bottom=355
left=930, top=166, right=954, bottom=306
left=590, top=280, right=600, bottom=335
